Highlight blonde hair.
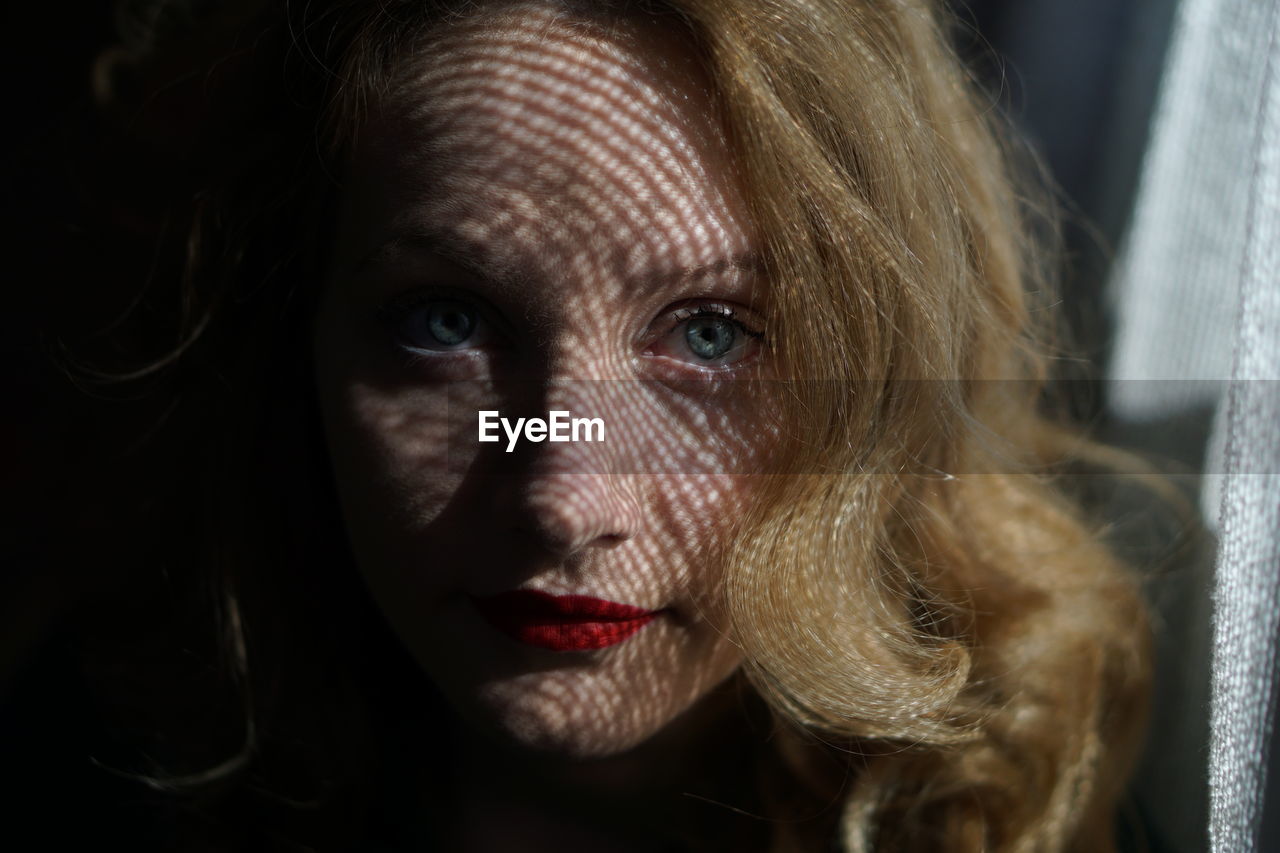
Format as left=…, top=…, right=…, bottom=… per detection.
left=87, top=0, right=1151, bottom=849
left=666, top=1, right=1151, bottom=849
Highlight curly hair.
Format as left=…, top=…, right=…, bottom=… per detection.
left=72, top=0, right=1152, bottom=849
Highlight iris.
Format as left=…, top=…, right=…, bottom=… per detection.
left=425, top=303, right=476, bottom=346
left=685, top=316, right=736, bottom=360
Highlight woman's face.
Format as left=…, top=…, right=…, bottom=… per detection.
left=313, top=1, right=770, bottom=758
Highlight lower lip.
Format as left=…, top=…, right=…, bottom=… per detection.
left=470, top=591, right=659, bottom=652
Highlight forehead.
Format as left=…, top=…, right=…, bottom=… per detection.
left=336, top=1, right=753, bottom=288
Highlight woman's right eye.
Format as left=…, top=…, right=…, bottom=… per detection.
left=379, top=294, right=495, bottom=352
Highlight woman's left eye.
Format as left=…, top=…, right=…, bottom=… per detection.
left=646, top=304, right=763, bottom=368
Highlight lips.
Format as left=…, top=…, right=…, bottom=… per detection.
left=470, top=589, right=658, bottom=651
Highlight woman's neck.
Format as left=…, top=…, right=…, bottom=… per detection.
left=438, top=679, right=767, bottom=852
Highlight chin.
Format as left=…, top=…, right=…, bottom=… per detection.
left=469, top=672, right=677, bottom=760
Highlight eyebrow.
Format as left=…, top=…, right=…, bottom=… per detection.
left=350, top=228, right=763, bottom=294
left=350, top=230, right=530, bottom=286
left=646, top=252, right=765, bottom=290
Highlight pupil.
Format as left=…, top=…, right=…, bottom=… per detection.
left=428, top=304, right=474, bottom=346
left=686, top=317, right=735, bottom=360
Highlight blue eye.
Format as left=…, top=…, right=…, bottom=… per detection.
left=380, top=294, right=493, bottom=352
left=647, top=304, right=763, bottom=368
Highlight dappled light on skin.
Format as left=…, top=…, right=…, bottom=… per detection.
left=312, top=0, right=775, bottom=788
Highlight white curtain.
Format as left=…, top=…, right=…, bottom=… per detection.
left=1108, top=0, right=1280, bottom=849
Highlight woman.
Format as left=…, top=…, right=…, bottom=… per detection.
left=34, top=0, right=1151, bottom=849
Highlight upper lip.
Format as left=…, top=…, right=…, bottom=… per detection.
left=470, top=589, right=657, bottom=621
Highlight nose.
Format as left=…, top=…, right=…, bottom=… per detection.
left=502, top=468, right=645, bottom=559
left=492, top=382, right=646, bottom=559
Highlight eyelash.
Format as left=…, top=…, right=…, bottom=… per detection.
left=663, top=304, right=763, bottom=340
left=377, top=288, right=471, bottom=330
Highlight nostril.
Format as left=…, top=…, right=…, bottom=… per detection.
left=505, top=475, right=643, bottom=558
left=511, top=521, right=620, bottom=561
left=596, top=530, right=631, bottom=548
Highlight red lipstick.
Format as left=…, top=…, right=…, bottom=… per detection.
left=471, top=590, right=658, bottom=651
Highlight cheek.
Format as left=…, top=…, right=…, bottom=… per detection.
left=319, top=384, right=451, bottom=527
left=312, top=356, right=491, bottom=610
left=646, top=474, right=753, bottom=597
